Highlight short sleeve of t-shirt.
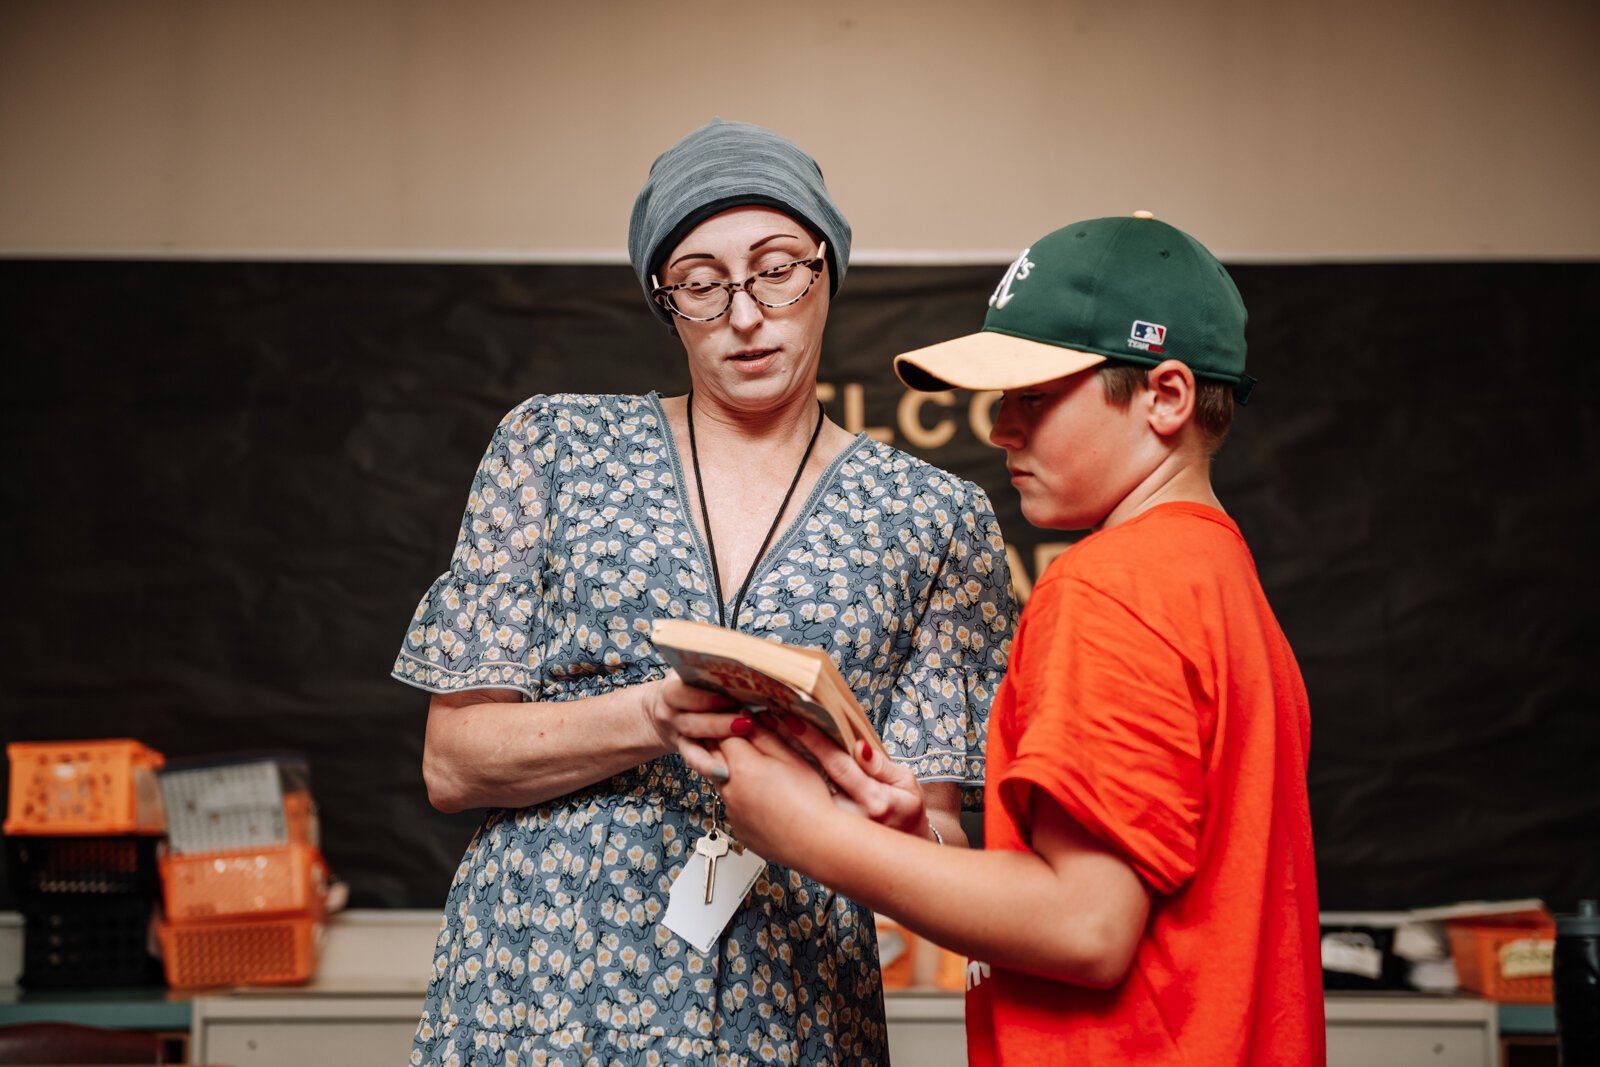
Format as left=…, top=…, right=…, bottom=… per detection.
left=995, top=570, right=1206, bottom=895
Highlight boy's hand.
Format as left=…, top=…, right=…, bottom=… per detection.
left=773, top=715, right=930, bottom=838
left=680, top=715, right=935, bottom=869
left=681, top=722, right=836, bottom=869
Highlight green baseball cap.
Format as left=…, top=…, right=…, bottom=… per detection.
left=894, top=213, right=1255, bottom=402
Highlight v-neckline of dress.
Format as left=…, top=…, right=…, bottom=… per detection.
left=647, top=390, right=867, bottom=630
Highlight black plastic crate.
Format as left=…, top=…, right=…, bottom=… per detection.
left=5, top=834, right=162, bottom=898
left=21, top=894, right=165, bottom=988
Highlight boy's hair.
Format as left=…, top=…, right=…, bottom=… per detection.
left=1098, top=363, right=1234, bottom=453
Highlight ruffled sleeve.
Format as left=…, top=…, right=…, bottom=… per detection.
left=882, top=481, right=1017, bottom=801
left=392, top=398, right=557, bottom=697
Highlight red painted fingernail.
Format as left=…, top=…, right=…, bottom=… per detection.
left=783, top=716, right=807, bottom=735
left=858, top=740, right=873, bottom=763
left=730, top=715, right=753, bottom=736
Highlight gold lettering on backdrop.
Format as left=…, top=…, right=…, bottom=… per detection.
left=968, top=390, right=1003, bottom=447
left=897, top=391, right=956, bottom=449
left=817, top=382, right=894, bottom=443
left=820, top=383, right=1007, bottom=449
left=843, top=383, right=894, bottom=443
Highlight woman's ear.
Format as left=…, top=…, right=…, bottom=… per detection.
left=1146, top=359, right=1197, bottom=439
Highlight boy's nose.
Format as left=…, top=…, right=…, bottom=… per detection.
left=988, top=399, right=1021, bottom=449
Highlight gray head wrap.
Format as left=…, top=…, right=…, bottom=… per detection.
left=628, top=118, right=852, bottom=326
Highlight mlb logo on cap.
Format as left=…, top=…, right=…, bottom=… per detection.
left=1129, top=320, right=1167, bottom=353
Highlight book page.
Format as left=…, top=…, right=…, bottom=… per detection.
left=652, top=618, right=826, bottom=695
left=659, top=646, right=856, bottom=750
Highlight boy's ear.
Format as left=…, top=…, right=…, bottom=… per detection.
left=1145, top=359, right=1197, bottom=439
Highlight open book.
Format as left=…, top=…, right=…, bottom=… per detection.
left=650, top=618, right=887, bottom=759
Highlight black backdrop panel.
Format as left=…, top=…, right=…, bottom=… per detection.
left=1, top=259, right=1596, bottom=912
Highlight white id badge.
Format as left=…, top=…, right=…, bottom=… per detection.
left=662, top=845, right=766, bottom=954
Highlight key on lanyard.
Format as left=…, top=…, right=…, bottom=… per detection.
left=695, top=828, right=731, bottom=904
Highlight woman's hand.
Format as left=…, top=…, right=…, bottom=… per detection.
left=641, top=670, right=743, bottom=764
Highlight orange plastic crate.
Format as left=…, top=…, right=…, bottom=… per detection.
left=1447, top=919, right=1555, bottom=1003
left=157, top=915, right=322, bottom=989
left=282, top=790, right=318, bottom=847
left=932, top=944, right=970, bottom=992
left=874, top=916, right=918, bottom=990
left=5, top=740, right=165, bottom=835
left=160, top=843, right=327, bottom=922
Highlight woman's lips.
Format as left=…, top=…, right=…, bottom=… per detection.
left=725, top=348, right=779, bottom=372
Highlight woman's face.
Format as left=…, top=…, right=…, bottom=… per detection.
left=657, top=205, right=830, bottom=416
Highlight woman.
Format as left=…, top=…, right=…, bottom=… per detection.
left=393, top=118, right=1016, bottom=1066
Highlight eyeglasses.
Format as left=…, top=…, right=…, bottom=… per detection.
left=651, top=242, right=828, bottom=322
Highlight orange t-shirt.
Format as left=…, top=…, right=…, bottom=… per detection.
left=966, top=503, right=1324, bottom=1065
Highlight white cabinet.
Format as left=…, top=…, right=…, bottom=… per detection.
left=191, top=993, right=419, bottom=1067
left=191, top=990, right=1499, bottom=1067
left=181, top=914, right=1496, bottom=1067
left=885, top=992, right=967, bottom=1067
left=189, top=990, right=967, bottom=1067
left=1327, top=994, right=1498, bottom=1067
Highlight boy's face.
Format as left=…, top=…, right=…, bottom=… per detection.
left=989, top=369, right=1158, bottom=531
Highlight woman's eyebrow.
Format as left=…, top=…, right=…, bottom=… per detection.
left=748, top=232, right=803, bottom=251
left=666, top=251, right=715, bottom=270
left=666, top=233, right=803, bottom=272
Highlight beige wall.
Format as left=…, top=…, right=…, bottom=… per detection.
left=2, top=0, right=1597, bottom=261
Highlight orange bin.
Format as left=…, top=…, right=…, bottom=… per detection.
left=1447, top=916, right=1556, bottom=1003
left=282, top=790, right=318, bottom=847
left=5, top=740, right=165, bottom=835
left=874, top=916, right=918, bottom=990
left=160, top=843, right=328, bottom=922
left=158, top=915, right=323, bottom=989
left=931, top=944, right=970, bottom=992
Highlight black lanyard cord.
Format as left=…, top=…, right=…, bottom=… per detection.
left=686, top=390, right=826, bottom=629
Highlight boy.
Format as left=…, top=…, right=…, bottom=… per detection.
left=689, top=212, right=1324, bottom=1064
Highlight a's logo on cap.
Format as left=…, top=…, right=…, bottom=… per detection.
left=1128, top=320, right=1167, bottom=354
left=989, top=248, right=1035, bottom=310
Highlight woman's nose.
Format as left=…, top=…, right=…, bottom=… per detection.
left=727, top=288, right=764, bottom=331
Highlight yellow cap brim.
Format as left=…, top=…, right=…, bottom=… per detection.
left=894, top=330, right=1108, bottom=392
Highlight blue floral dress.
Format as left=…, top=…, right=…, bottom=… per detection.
left=394, top=393, right=1015, bottom=1066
